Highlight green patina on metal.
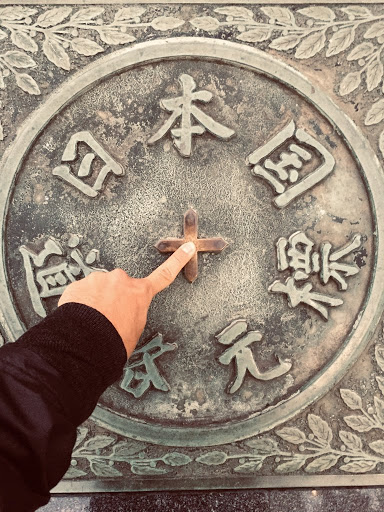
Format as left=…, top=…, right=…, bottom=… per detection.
left=1, top=3, right=384, bottom=492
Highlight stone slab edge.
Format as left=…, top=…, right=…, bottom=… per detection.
left=7, top=0, right=384, bottom=6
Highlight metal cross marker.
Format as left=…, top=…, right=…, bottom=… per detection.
left=155, top=208, right=229, bottom=283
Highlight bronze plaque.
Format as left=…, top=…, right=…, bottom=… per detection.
left=1, top=0, right=384, bottom=492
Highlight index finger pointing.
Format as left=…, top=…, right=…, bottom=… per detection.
left=146, top=242, right=196, bottom=297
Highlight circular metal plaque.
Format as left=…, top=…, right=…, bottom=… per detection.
left=1, top=38, right=383, bottom=447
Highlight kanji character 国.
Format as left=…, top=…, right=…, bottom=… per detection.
left=247, top=120, right=335, bottom=208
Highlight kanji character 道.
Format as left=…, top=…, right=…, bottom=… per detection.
left=20, top=235, right=106, bottom=318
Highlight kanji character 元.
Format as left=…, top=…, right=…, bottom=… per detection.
left=246, top=120, right=335, bottom=208
left=120, top=334, right=176, bottom=398
left=52, top=131, right=124, bottom=197
left=148, top=74, right=235, bottom=157
left=20, top=234, right=106, bottom=318
left=217, top=319, right=292, bottom=394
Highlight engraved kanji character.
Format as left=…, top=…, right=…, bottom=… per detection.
left=246, top=120, right=335, bottom=208
left=52, top=131, right=124, bottom=197
left=20, top=235, right=106, bottom=318
left=269, top=277, right=343, bottom=320
left=216, top=320, right=292, bottom=394
left=120, top=334, right=176, bottom=398
left=148, top=74, right=235, bottom=157
left=320, top=234, right=362, bottom=290
left=276, top=232, right=362, bottom=288
left=276, top=231, right=319, bottom=281
left=270, top=232, right=362, bottom=319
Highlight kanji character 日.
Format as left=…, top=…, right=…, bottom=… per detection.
left=247, top=120, right=335, bottom=208
left=53, top=131, right=124, bottom=197
left=148, top=74, right=235, bottom=157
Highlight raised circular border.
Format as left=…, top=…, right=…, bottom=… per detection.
left=0, top=38, right=383, bottom=447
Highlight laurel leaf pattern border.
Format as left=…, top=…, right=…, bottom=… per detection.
left=190, top=5, right=384, bottom=159
left=63, top=429, right=193, bottom=479
left=0, top=5, right=185, bottom=140
left=66, top=331, right=384, bottom=479
left=1, top=5, right=384, bottom=152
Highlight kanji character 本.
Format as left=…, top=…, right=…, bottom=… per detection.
left=246, top=120, right=335, bottom=208
left=269, top=231, right=362, bottom=319
left=120, top=334, right=176, bottom=398
left=52, top=131, right=124, bottom=197
left=217, top=320, right=292, bottom=394
left=20, top=234, right=106, bottom=318
left=148, top=74, right=235, bottom=157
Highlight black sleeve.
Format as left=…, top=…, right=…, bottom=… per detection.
left=0, top=303, right=127, bottom=512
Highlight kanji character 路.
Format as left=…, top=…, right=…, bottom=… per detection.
left=120, top=334, right=176, bottom=398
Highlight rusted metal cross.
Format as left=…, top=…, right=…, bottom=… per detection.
left=155, top=208, right=229, bottom=283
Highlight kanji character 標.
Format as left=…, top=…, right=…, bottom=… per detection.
left=270, top=232, right=362, bottom=319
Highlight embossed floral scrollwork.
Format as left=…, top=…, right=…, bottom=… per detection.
left=0, top=5, right=185, bottom=139
left=64, top=428, right=192, bottom=479
left=191, top=5, right=384, bottom=159
left=195, top=339, right=384, bottom=475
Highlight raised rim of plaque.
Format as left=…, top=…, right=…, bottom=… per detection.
left=0, top=38, right=382, bottom=447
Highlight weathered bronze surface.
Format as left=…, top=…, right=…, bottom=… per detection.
left=155, top=208, right=229, bottom=282
left=1, top=0, right=384, bottom=495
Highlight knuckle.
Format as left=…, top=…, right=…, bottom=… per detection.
left=89, top=269, right=108, bottom=279
left=141, top=278, right=153, bottom=296
left=85, top=271, right=97, bottom=281
left=111, top=268, right=129, bottom=281
left=64, top=280, right=81, bottom=294
left=159, top=266, right=175, bottom=283
left=172, top=252, right=184, bottom=266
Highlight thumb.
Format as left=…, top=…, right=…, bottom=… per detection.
left=145, top=241, right=196, bottom=297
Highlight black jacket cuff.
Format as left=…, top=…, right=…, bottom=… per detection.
left=14, top=303, right=127, bottom=424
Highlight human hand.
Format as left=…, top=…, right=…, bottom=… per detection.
left=58, top=242, right=196, bottom=357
